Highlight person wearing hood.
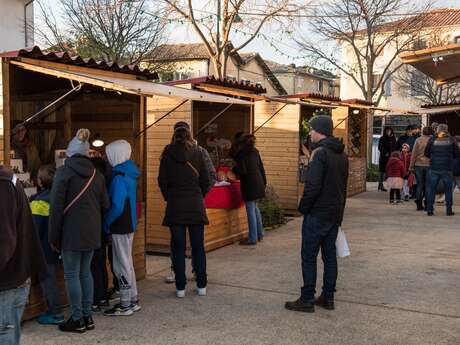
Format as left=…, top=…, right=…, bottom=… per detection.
left=102, top=140, right=141, bottom=316
left=158, top=122, right=212, bottom=298
left=285, top=115, right=348, bottom=313
left=424, top=123, right=460, bottom=216
left=233, top=134, right=267, bottom=245
left=49, top=129, right=110, bottom=333
left=378, top=127, right=397, bottom=192
left=11, top=122, right=41, bottom=180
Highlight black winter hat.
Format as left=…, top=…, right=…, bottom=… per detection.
left=174, top=121, right=190, bottom=131
left=309, top=115, right=333, bottom=137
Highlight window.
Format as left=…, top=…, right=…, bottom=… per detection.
left=317, top=80, right=323, bottom=93
left=372, top=74, right=382, bottom=92
left=383, top=76, right=392, bottom=96
left=410, top=71, right=425, bottom=96
left=454, top=36, right=460, bottom=44
left=412, top=39, right=427, bottom=50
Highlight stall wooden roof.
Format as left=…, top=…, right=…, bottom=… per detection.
left=0, top=46, right=158, bottom=80
left=8, top=59, right=252, bottom=105
left=399, top=43, right=460, bottom=85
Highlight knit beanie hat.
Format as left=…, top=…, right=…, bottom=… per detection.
left=309, top=115, right=333, bottom=137
left=66, top=129, right=90, bottom=158
left=174, top=121, right=190, bottom=131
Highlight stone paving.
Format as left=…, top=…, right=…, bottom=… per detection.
left=21, top=185, right=460, bottom=345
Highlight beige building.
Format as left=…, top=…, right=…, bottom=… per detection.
left=266, top=62, right=340, bottom=97
left=147, top=43, right=287, bottom=96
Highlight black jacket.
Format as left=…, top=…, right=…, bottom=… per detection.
left=298, top=137, right=349, bottom=225
left=424, top=133, right=460, bottom=172
left=233, top=144, right=267, bottom=202
left=378, top=134, right=397, bottom=172
left=0, top=166, right=47, bottom=291
left=49, top=155, right=110, bottom=251
left=158, top=143, right=211, bottom=226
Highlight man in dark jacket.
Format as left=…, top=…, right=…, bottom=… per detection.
left=424, top=124, right=460, bottom=216
left=0, top=165, right=47, bottom=345
left=285, top=115, right=349, bottom=313
left=396, top=125, right=414, bottom=151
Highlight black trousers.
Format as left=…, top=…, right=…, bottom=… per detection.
left=390, top=189, right=401, bottom=201
left=91, top=236, right=108, bottom=304
left=169, top=225, right=207, bottom=291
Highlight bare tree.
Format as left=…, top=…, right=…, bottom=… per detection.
left=297, top=0, right=434, bottom=105
left=162, top=0, right=307, bottom=79
left=35, top=0, right=168, bottom=65
left=394, top=66, right=460, bottom=105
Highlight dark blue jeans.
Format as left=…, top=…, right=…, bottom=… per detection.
left=0, top=282, right=30, bottom=345
left=415, top=166, right=428, bottom=204
left=61, top=250, right=94, bottom=320
left=426, top=170, right=453, bottom=213
left=170, top=225, right=207, bottom=291
left=301, top=215, right=339, bottom=301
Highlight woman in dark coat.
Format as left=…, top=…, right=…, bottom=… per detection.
left=49, top=129, right=110, bottom=333
left=378, top=127, right=397, bottom=192
left=233, top=135, right=267, bottom=245
left=158, top=122, right=211, bottom=298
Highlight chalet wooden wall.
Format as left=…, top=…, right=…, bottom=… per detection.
left=254, top=101, right=300, bottom=211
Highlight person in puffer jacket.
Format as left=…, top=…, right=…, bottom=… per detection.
left=103, top=140, right=141, bottom=317
left=424, top=124, right=460, bottom=216
left=453, top=136, right=460, bottom=191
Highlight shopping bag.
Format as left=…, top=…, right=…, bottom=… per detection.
left=408, top=173, right=415, bottom=188
left=336, top=227, right=350, bottom=258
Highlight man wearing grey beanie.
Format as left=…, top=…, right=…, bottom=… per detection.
left=285, top=115, right=349, bottom=313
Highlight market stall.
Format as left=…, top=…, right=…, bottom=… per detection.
left=0, top=47, right=250, bottom=319
left=254, top=93, right=368, bottom=211
left=145, top=76, right=264, bottom=253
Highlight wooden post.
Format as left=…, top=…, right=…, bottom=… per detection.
left=2, top=61, right=11, bottom=167
left=63, top=102, right=72, bottom=142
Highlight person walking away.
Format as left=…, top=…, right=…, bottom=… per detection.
left=158, top=122, right=211, bottom=298
left=453, top=136, right=460, bottom=192
left=49, top=129, right=110, bottom=333
left=30, top=165, right=64, bottom=325
left=424, top=124, right=460, bottom=216
left=233, top=134, right=267, bottom=245
left=285, top=115, right=348, bottom=313
left=164, top=126, right=216, bottom=284
left=378, top=127, right=397, bottom=192
left=103, top=140, right=141, bottom=316
left=0, top=165, right=47, bottom=345
left=400, top=143, right=412, bottom=201
left=90, top=157, right=112, bottom=312
left=410, top=126, right=433, bottom=210
left=386, top=151, right=405, bottom=204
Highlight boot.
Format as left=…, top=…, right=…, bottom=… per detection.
left=378, top=183, right=387, bottom=192
left=416, top=200, right=424, bottom=211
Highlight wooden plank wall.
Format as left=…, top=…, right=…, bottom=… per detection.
left=254, top=101, right=300, bottom=211
left=332, top=106, right=348, bottom=146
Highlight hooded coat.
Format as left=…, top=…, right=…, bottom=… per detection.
left=378, top=128, right=397, bottom=172
left=424, top=131, right=460, bottom=172
left=48, top=155, right=110, bottom=251
left=0, top=166, right=47, bottom=291
left=233, top=140, right=267, bottom=202
left=158, top=142, right=211, bottom=226
left=298, top=137, right=349, bottom=226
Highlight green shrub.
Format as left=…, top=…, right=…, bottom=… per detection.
left=258, top=185, right=287, bottom=229
left=366, top=164, right=380, bottom=182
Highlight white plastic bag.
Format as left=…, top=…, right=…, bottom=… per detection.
left=336, top=227, right=350, bottom=258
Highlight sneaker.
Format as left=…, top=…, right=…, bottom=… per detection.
left=239, top=239, right=257, bottom=246
left=58, top=317, right=86, bottom=333
left=83, top=316, right=95, bottom=330
left=197, top=287, right=207, bottom=296
left=176, top=290, right=186, bottom=298
left=37, top=313, right=64, bottom=325
left=165, top=269, right=175, bottom=284
left=285, top=298, right=315, bottom=313
left=389, top=200, right=395, bottom=204
left=107, top=288, right=120, bottom=301
left=92, top=300, right=110, bottom=313
left=427, top=211, right=434, bottom=216
left=130, top=301, right=142, bottom=313
left=103, top=303, right=134, bottom=316
left=314, top=295, right=335, bottom=310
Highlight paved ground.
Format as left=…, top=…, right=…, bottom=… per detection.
left=22, top=185, right=460, bottom=345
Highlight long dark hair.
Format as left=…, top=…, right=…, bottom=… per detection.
left=172, top=127, right=195, bottom=149
left=383, top=126, right=394, bottom=137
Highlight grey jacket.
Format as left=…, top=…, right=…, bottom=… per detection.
left=198, top=145, right=217, bottom=192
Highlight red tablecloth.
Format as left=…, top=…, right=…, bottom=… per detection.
left=204, top=182, right=244, bottom=209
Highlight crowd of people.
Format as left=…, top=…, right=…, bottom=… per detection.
left=0, top=121, right=271, bottom=344
left=378, top=123, right=460, bottom=215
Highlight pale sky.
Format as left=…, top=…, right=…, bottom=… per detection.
left=38, top=0, right=460, bottom=67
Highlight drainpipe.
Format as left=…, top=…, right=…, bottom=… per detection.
left=24, top=0, right=34, bottom=47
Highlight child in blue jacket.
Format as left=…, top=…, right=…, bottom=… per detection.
left=102, top=140, right=141, bottom=317
left=30, top=165, right=64, bottom=325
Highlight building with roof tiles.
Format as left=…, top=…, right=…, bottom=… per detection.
left=145, top=43, right=287, bottom=96
left=340, top=8, right=460, bottom=138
